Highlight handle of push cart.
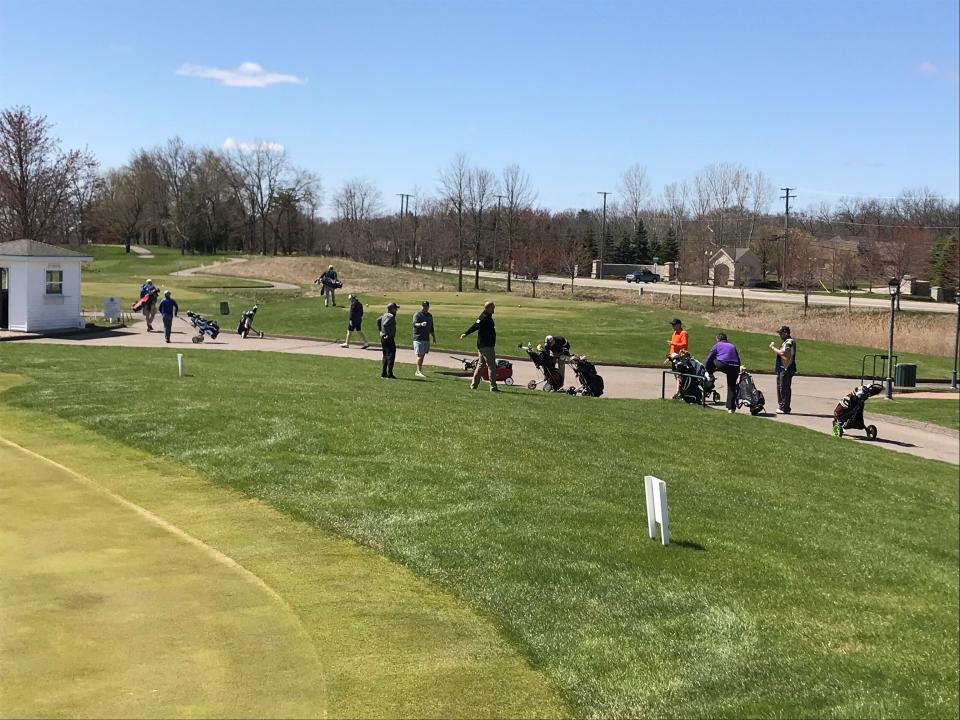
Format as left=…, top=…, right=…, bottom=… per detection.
left=661, top=369, right=710, bottom=407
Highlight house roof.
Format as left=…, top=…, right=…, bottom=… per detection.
left=0, top=239, right=92, bottom=260
left=709, top=247, right=759, bottom=264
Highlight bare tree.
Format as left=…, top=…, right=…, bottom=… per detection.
left=227, top=141, right=288, bottom=255
left=439, top=154, right=469, bottom=291
left=555, top=228, right=593, bottom=290
left=466, top=166, right=496, bottom=289
left=501, top=163, right=535, bottom=292
left=333, top=179, right=382, bottom=262
left=786, top=229, right=823, bottom=315
left=94, top=159, right=151, bottom=252
left=0, top=106, right=96, bottom=243
left=618, top=163, right=650, bottom=232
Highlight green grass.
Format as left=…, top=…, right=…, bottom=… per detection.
left=198, top=290, right=956, bottom=379
left=0, top=388, right=561, bottom=719
left=1, top=343, right=957, bottom=717
left=872, top=397, right=960, bottom=430
left=80, top=245, right=270, bottom=309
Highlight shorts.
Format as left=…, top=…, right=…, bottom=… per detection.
left=413, top=340, right=430, bottom=356
left=348, top=320, right=362, bottom=331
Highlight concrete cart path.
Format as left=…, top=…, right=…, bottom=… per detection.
left=23, top=321, right=959, bottom=465
left=172, top=257, right=301, bottom=290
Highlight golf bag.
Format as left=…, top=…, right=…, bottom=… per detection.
left=236, top=305, right=263, bottom=339
left=518, top=343, right=566, bottom=391
left=670, top=354, right=718, bottom=405
left=570, top=356, right=604, bottom=397
left=186, top=310, right=220, bottom=343
left=131, top=288, right=158, bottom=312
left=735, top=368, right=765, bottom=415
left=833, top=383, right=883, bottom=439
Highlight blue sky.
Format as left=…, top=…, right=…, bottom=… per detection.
left=1, top=0, right=958, bottom=213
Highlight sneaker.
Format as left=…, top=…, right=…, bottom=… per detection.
left=388, top=374, right=398, bottom=379
left=776, top=408, right=788, bottom=414
left=340, top=344, right=349, bottom=348
left=361, top=343, right=369, bottom=349
left=727, top=409, right=734, bottom=414
left=415, top=371, right=426, bottom=378
left=490, top=386, right=500, bottom=392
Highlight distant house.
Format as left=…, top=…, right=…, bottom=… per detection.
left=708, top=247, right=762, bottom=287
left=0, top=239, right=92, bottom=332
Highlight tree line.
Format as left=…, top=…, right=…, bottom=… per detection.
left=1, top=105, right=957, bottom=294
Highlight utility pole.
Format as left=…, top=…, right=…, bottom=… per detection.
left=597, top=191, right=611, bottom=280
left=780, top=187, right=795, bottom=292
left=396, top=193, right=412, bottom=266
left=493, top=194, right=506, bottom=274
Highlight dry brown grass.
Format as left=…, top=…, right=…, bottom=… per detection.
left=203, top=256, right=953, bottom=356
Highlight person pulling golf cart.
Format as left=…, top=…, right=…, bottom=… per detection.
left=237, top=305, right=264, bottom=339
left=833, top=383, right=883, bottom=439
left=186, top=310, right=220, bottom=343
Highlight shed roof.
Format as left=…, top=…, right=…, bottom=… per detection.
left=0, top=239, right=92, bottom=260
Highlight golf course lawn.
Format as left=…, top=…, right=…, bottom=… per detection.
left=870, top=397, right=960, bottom=431
left=83, top=246, right=955, bottom=379
left=0, top=379, right=563, bottom=719
left=1, top=343, right=957, bottom=717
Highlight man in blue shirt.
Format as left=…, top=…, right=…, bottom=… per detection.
left=158, top=290, right=179, bottom=344
left=705, top=333, right=741, bottom=413
left=412, top=300, right=436, bottom=378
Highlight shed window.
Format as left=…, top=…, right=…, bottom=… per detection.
left=45, top=270, right=63, bottom=295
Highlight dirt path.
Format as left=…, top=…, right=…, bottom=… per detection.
left=172, top=257, right=300, bottom=290
left=24, top=322, right=959, bottom=465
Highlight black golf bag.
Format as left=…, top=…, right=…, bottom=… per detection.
left=735, top=368, right=765, bottom=415
left=236, top=305, right=263, bottom=339
left=519, top=343, right=566, bottom=391
left=670, top=354, right=717, bottom=405
left=571, top=357, right=604, bottom=397
left=833, top=383, right=883, bottom=439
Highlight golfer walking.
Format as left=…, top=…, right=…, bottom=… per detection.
left=377, top=302, right=399, bottom=379
left=341, top=293, right=369, bottom=348
left=769, top=325, right=798, bottom=414
left=316, top=265, right=339, bottom=307
left=412, top=300, right=436, bottom=378
left=460, top=300, right=499, bottom=392
left=158, top=290, right=178, bottom=344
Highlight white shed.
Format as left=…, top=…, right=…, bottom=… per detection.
left=0, top=239, right=92, bottom=332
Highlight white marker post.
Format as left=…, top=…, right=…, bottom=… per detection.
left=177, top=353, right=184, bottom=378
left=644, top=475, right=670, bottom=545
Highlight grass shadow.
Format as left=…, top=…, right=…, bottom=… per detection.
left=670, top=539, right=707, bottom=552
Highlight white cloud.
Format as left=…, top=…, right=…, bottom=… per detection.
left=918, top=61, right=938, bottom=74
left=222, top=137, right=285, bottom=153
left=177, top=61, right=305, bottom=88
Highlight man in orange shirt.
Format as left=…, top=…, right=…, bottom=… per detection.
left=668, top=318, right=689, bottom=356
left=666, top=318, right=689, bottom=399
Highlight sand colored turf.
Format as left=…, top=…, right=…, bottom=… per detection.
left=0, top=382, right=564, bottom=718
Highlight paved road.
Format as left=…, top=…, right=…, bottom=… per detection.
left=24, top=321, right=958, bottom=465
left=435, top=267, right=957, bottom=314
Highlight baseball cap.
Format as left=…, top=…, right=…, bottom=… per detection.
left=387, top=302, right=399, bottom=310
left=421, top=300, right=430, bottom=307
left=777, top=325, right=791, bottom=334
left=671, top=318, right=682, bottom=326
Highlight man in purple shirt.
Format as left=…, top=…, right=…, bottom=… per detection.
left=705, top=333, right=741, bottom=413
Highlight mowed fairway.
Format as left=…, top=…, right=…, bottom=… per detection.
left=0, top=440, right=324, bottom=719
left=0, top=344, right=957, bottom=717
left=0, top=377, right=564, bottom=718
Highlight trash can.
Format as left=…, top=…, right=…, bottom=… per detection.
left=894, top=363, right=917, bottom=388
left=219, top=301, right=230, bottom=315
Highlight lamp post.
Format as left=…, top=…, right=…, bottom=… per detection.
left=951, top=292, right=960, bottom=390
left=885, top=278, right=898, bottom=400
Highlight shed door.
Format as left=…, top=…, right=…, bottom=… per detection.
left=0, top=267, right=8, bottom=329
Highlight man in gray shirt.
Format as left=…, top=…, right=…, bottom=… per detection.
left=377, top=302, right=399, bottom=379
left=412, top=300, right=436, bottom=378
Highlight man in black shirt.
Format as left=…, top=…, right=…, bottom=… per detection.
left=460, top=300, right=499, bottom=392
left=377, top=302, right=399, bottom=379
left=544, top=334, right=572, bottom=385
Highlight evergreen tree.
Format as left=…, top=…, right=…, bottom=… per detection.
left=930, top=233, right=959, bottom=291
left=614, top=232, right=633, bottom=263
left=660, top=227, right=680, bottom=262
left=635, top=219, right=650, bottom=263
left=583, top=226, right=597, bottom=258
left=648, top=233, right=661, bottom=263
